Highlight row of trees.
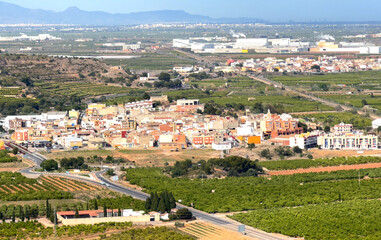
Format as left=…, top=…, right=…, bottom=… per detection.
left=145, top=191, right=176, bottom=213
left=168, top=156, right=264, bottom=178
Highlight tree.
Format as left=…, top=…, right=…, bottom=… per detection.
left=46, top=199, right=50, bottom=218
left=169, top=192, right=176, bottom=209
left=176, top=208, right=193, bottom=220
left=293, top=146, right=303, bottom=154
left=158, top=72, right=170, bottom=82
left=260, top=149, right=272, bottom=159
left=86, top=201, right=89, bottom=210
left=94, top=199, right=98, bottom=210
left=19, top=206, right=24, bottom=222
left=142, top=92, right=150, bottom=100
left=248, top=143, right=256, bottom=150
left=103, top=204, right=107, bottom=217
left=41, top=160, right=58, bottom=171
left=361, top=99, right=368, bottom=106
left=21, top=76, right=33, bottom=87
left=106, top=169, right=115, bottom=176
left=324, top=126, right=331, bottom=133
left=151, top=193, right=159, bottom=211
left=145, top=195, right=152, bottom=212
left=118, top=208, right=122, bottom=216
left=12, top=208, right=15, bottom=222
left=12, top=147, right=19, bottom=155
left=75, top=207, right=79, bottom=218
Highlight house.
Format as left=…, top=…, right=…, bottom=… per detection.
left=57, top=209, right=159, bottom=225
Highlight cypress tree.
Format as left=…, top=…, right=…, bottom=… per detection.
left=19, top=206, right=24, bottom=222
left=151, top=193, right=159, bottom=211
left=25, top=206, right=30, bottom=221
left=94, top=199, right=98, bottom=210
left=0, top=212, right=2, bottom=222
left=118, top=208, right=121, bottom=216
left=75, top=207, right=79, bottom=218
left=103, top=204, right=107, bottom=217
left=145, top=197, right=152, bottom=212
left=164, top=191, right=171, bottom=212
left=169, top=192, right=176, bottom=209
left=46, top=199, right=50, bottom=218
left=11, top=209, right=15, bottom=222
left=158, top=197, right=166, bottom=213
left=86, top=201, right=89, bottom=210
left=1, top=212, right=4, bottom=223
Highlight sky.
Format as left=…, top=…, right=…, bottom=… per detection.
left=2, top=0, right=381, bottom=22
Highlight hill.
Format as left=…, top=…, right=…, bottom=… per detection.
left=0, top=1, right=263, bottom=25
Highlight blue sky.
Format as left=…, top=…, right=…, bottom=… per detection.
left=2, top=0, right=381, bottom=22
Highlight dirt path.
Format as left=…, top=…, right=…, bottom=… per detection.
left=269, top=162, right=381, bottom=175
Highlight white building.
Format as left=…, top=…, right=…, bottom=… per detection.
left=332, top=122, right=353, bottom=133
left=235, top=38, right=268, bottom=49
left=372, top=118, right=381, bottom=129
left=173, top=39, right=193, bottom=48
left=289, top=132, right=321, bottom=149
left=317, top=133, right=379, bottom=150
left=176, top=99, right=200, bottom=106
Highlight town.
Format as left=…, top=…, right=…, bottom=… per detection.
left=2, top=97, right=379, bottom=153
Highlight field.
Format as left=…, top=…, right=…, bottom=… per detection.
left=125, top=166, right=381, bottom=213
left=0, top=221, right=192, bottom=240
left=180, top=221, right=249, bottom=240
left=104, top=52, right=196, bottom=71
left=230, top=199, right=381, bottom=240
left=317, top=93, right=381, bottom=111
left=271, top=71, right=381, bottom=91
left=295, top=112, right=372, bottom=129
left=0, top=172, right=101, bottom=201
left=260, top=156, right=381, bottom=170
left=44, top=149, right=219, bottom=167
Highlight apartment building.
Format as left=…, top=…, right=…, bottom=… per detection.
left=317, top=133, right=379, bottom=150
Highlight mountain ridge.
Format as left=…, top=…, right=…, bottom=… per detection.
left=0, top=1, right=263, bottom=25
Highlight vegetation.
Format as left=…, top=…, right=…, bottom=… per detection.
left=104, top=227, right=194, bottom=240
left=169, top=208, right=193, bottom=220
left=296, top=112, right=372, bottom=130
left=125, top=166, right=381, bottom=213
left=260, top=156, right=381, bottom=170
left=40, top=160, right=58, bottom=171
left=230, top=199, right=381, bottom=240
left=60, top=157, right=89, bottom=170
left=145, top=191, right=176, bottom=213
left=0, top=150, right=18, bottom=163
left=166, top=156, right=264, bottom=178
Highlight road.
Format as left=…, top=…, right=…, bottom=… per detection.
left=20, top=162, right=289, bottom=240
left=243, top=73, right=380, bottom=120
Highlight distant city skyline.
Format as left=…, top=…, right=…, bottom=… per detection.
left=2, top=0, right=381, bottom=22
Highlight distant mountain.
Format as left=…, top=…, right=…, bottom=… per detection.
left=0, top=1, right=263, bottom=25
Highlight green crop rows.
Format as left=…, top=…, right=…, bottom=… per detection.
left=230, top=199, right=381, bottom=240
left=125, top=166, right=381, bottom=213
left=260, top=156, right=381, bottom=170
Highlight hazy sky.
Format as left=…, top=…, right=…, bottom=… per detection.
left=2, top=0, right=380, bottom=22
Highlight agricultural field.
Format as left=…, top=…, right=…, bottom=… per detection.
left=36, top=82, right=144, bottom=99
left=317, top=93, right=381, bottom=111
left=0, top=221, right=190, bottom=239
left=104, top=52, right=196, bottom=71
left=180, top=222, right=249, bottom=240
left=165, top=86, right=334, bottom=113
left=0, top=172, right=101, bottom=201
left=270, top=71, right=381, bottom=91
left=295, top=112, right=372, bottom=129
left=230, top=199, right=381, bottom=240
left=260, top=156, right=381, bottom=170
left=44, top=149, right=218, bottom=167
left=125, top=166, right=381, bottom=213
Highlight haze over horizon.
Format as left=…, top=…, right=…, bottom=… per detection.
left=1, top=0, right=381, bottom=23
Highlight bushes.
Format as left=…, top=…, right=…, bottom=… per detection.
left=0, top=150, right=17, bottom=163
left=41, top=160, right=58, bottom=171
